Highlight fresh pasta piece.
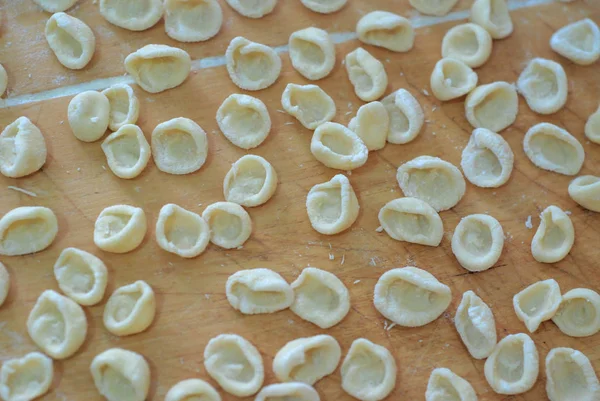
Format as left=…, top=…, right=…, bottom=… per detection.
left=155, top=203, right=210, bottom=258
left=99, top=0, right=163, bottom=31
left=45, top=12, right=95, bottom=70
left=300, top=0, right=346, bottom=13
left=102, top=84, right=140, bottom=131
left=204, top=334, right=264, bottom=397
left=430, top=58, right=478, bottom=101
left=410, top=0, right=458, bottom=16
left=27, top=289, right=87, bottom=359
left=0, top=262, right=8, bottom=307
left=381, top=89, right=424, bottom=144
left=451, top=214, right=504, bottom=272
left=226, top=0, right=277, bottom=18
left=348, top=101, right=389, bottom=151
left=356, top=11, right=414, bottom=52
left=470, top=0, right=513, bottom=39
left=164, top=0, right=222, bottom=42
left=550, top=19, right=600, bottom=66
left=455, top=290, right=497, bottom=359
left=68, top=91, right=110, bottom=142
left=202, top=202, right=252, bottom=249
left=125, top=45, right=191, bottom=93
left=102, top=124, right=150, bottom=179
left=585, top=106, right=600, bottom=143
left=289, top=27, right=335, bottom=80
left=310, top=122, right=368, bottom=170
left=0, top=64, right=7, bottom=97
left=341, top=338, right=396, bottom=401
left=165, top=379, right=221, bottom=401
left=290, top=267, right=350, bottom=328
left=345, top=47, right=388, bottom=102
left=465, top=81, right=518, bottom=132
left=0, top=116, right=47, bottom=178
left=90, top=348, right=150, bottom=401
left=0, top=352, right=53, bottom=401
left=378, top=197, right=443, bottom=246
left=441, top=23, right=493, bottom=68
left=93, top=205, right=147, bottom=253
left=425, top=368, right=477, bottom=401
left=226, top=37, right=281, bottom=91
left=226, top=268, right=293, bottom=314
left=531, top=205, right=574, bottom=263
left=0, top=206, right=57, bottom=256
left=513, top=279, right=561, bottom=333
left=223, top=155, right=277, bottom=207
left=461, top=127, right=514, bottom=188
left=281, top=83, right=336, bottom=130
left=152, top=117, right=207, bottom=175
left=53, top=247, right=108, bottom=306
left=103, top=280, right=156, bottom=336
left=273, top=335, right=341, bottom=385
left=484, top=333, right=539, bottom=395
left=256, top=383, right=319, bottom=401
left=552, top=288, right=600, bottom=337
left=306, top=174, right=359, bottom=235
left=216, top=94, right=271, bottom=149
left=568, top=176, right=600, bottom=212
left=396, top=156, right=466, bottom=211
left=517, top=58, right=568, bottom=115
left=546, top=348, right=600, bottom=401
left=523, top=123, right=584, bottom=176
left=34, top=0, right=78, bottom=12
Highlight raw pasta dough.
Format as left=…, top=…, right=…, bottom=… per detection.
left=523, top=122, right=584, bottom=176
left=0, top=64, right=6, bottom=97
left=531, top=205, right=574, bottom=263
left=102, top=124, right=151, bottom=179
left=68, top=91, right=110, bottom=142
left=382, top=89, right=424, bottom=144
left=306, top=174, right=359, bottom=235
left=451, top=214, right=504, bottom=272
left=27, top=289, right=87, bottom=359
left=223, top=155, right=278, bottom=207
left=289, top=27, right=335, bottom=80
left=0, top=206, right=58, bottom=256
left=90, top=348, right=150, bottom=401
left=430, top=58, right=478, bottom=101
left=281, top=83, right=336, bottom=130
left=0, top=262, right=8, bottom=307
left=552, top=288, right=600, bottom=337
left=425, top=368, right=477, bottom=401
left=455, top=290, right=497, bottom=359
left=465, top=81, right=518, bottom=132
left=517, top=58, right=568, bottom=115
left=226, top=37, right=281, bottom=91
left=204, top=334, right=264, bottom=397
left=164, top=0, right=223, bottom=42
left=93, top=205, right=147, bottom=253
left=345, top=47, right=388, bottom=102
left=102, top=84, right=140, bottom=131
left=34, top=0, right=78, bottom=12
left=396, top=156, right=466, bottom=211
left=546, top=348, right=600, bottom=401
left=104, top=280, right=156, bottom=336
left=290, top=267, right=350, bottom=328
left=300, top=0, right=346, bottom=13
left=99, top=0, right=163, bottom=31
left=410, top=0, right=458, bottom=16
left=470, top=0, right=513, bottom=39
left=0, top=116, right=47, bottom=178
left=216, top=94, right=271, bottom=149
left=45, top=12, right=95, bottom=70
left=125, top=45, right=191, bottom=93
left=356, top=11, right=414, bottom=52
left=226, top=268, right=293, bottom=314
left=310, top=122, right=368, bottom=170
left=569, top=176, right=600, bottom=212
left=378, top=197, right=444, bottom=246
left=513, top=279, right=561, bottom=333
left=585, top=106, right=600, bottom=143
left=54, top=247, right=108, bottom=306
left=441, top=23, right=492, bottom=68
left=226, top=0, right=277, bottom=18
left=0, top=352, right=53, bottom=401
left=255, top=382, right=319, bottom=401
left=202, top=202, right=252, bottom=249
left=165, top=379, right=221, bottom=401
left=461, top=127, right=514, bottom=188
left=155, top=203, right=210, bottom=258
left=152, top=117, right=208, bottom=175
left=348, top=101, right=389, bottom=151
left=550, top=18, right=600, bottom=66
left=273, top=334, right=341, bottom=385
left=341, top=338, right=396, bottom=401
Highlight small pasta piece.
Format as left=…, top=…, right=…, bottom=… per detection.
left=455, top=290, right=497, bottom=359
left=125, top=45, right=191, bottom=93
left=99, top=0, right=163, bottom=31
left=484, top=333, right=539, bottom=395
left=378, top=197, right=444, bottom=246
left=45, top=12, right=95, bottom=70
left=345, top=47, right=388, bottom=102
left=202, top=202, right=252, bottom=249
left=382, top=89, right=424, bottom=144
left=151, top=117, right=208, bottom=175
left=165, top=379, right=221, bottom=401
left=552, top=288, right=600, bottom=337
left=425, top=368, right=477, bottom=401
left=256, top=383, right=319, bottom=401
left=216, top=94, right=271, bottom=149
left=0, top=262, right=8, bottom=307
left=223, top=155, right=277, bottom=207
left=461, top=127, right=514, bottom=188
left=306, top=174, right=359, bottom=235
left=300, top=0, right=346, bottom=13
left=470, top=0, right=513, bottom=39
left=93, top=205, right=147, bottom=253
left=517, top=58, right=568, bottom=115
left=348, top=101, right=389, bottom=151
left=90, top=348, right=150, bottom=401
left=341, top=338, right=396, bottom=401
left=68, top=91, right=110, bottom=142
left=356, top=11, right=414, bottom=52
left=569, top=176, right=600, bottom=212
left=514, top=279, right=562, bottom=333
left=451, top=214, right=504, bottom=272
left=550, top=18, right=600, bottom=66
left=0, top=64, right=7, bottom=97
left=102, top=84, right=140, bottom=131
left=164, top=0, right=222, bottom=42
left=585, top=106, right=600, bottom=143
left=155, top=204, right=210, bottom=258
left=465, top=81, right=518, bottom=132
left=289, top=27, right=335, bottom=80
left=396, top=156, right=466, bottom=211
left=523, top=123, right=584, bottom=176
left=430, top=57, right=478, bottom=101
left=441, top=23, right=493, bottom=68
left=273, top=335, right=341, bottom=385
left=225, top=0, right=277, bottom=18
left=27, top=289, right=87, bottom=359
left=410, top=0, right=458, bottom=16
left=0, top=352, right=53, bottom=401
left=103, top=280, right=156, bottom=336
left=546, top=348, right=600, bottom=401
left=101, top=124, right=151, bottom=179
left=34, top=0, right=78, bottom=12
left=0, top=206, right=58, bottom=256
left=226, top=37, right=281, bottom=91
left=226, top=268, right=293, bottom=314
left=290, top=267, right=350, bottom=328
left=531, top=205, right=574, bottom=263
left=53, top=247, right=108, bottom=306
left=0, top=116, right=47, bottom=178
left=310, top=122, right=368, bottom=170
left=281, top=83, right=336, bottom=130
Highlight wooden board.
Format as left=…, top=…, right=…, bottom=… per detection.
left=1, top=1, right=600, bottom=400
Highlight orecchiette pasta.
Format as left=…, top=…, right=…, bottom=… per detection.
left=513, top=279, right=562, bottom=333
left=281, top=83, right=336, bottom=130
left=470, top=0, right=513, bottom=39
left=461, top=128, right=514, bottom=188
left=378, top=197, right=444, bottom=246
left=523, top=123, right=584, bottom=176
left=356, top=11, right=414, bottom=52
left=216, top=94, right=271, bottom=149
left=99, top=0, right=163, bottom=31
left=101, top=124, right=151, bottom=179
left=224, top=155, right=277, bottom=207
left=382, top=89, right=424, bottom=144
left=455, top=290, right=497, bottom=359
left=569, top=176, right=600, bottom=212
left=226, top=268, right=293, bottom=314
left=441, top=23, right=492, bottom=68
left=104, top=280, right=156, bottom=336
left=93, top=205, right=147, bottom=253
left=226, top=37, right=281, bottom=91
left=531, top=205, right=574, bottom=263
left=0, top=116, right=47, bottom=178
left=585, top=106, right=600, bottom=143
left=306, top=174, right=359, bottom=235
left=255, top=382, right=319, bottom=401
left=68, top=91, right=110, bottom=142
left=0, top=206, right=57, bottom=256
left=289, top=27, right=335, bottom=80
left=125, top=45, right=191, bottom=93
left=54, top=247, right=108, bottom=306
left=345, top=47, right=388, bottom=102
left=202, top=202, right=252, bottom=249
left=155, top=204, right=210, bottom=258
left=34, top=0, right=78, bottom=12
left=0, top=263, right=8, bottom=307
left=226, top=0, right=277, bottom=18
left=430, top=57, right=478, bottom=101
left=101, top=84, right=140, bottom=131
left=0, top=352, right=53, bottom=401
left=425, top=368, right=477, bottom=401
left=310, top=122, right=368, bottom=170
left=0, top=64, right=6, bottom=97
left=300, top=0, right=346, bottom=13
left=164, top=0, right=223, bottom=42
left=552, top=288, right=600, bottom=337
left=550, top=18, right=600, bottom=66
left=90, top=348, right=151, bottom=401
left=545, top=348, right=600, bottom=401
left=165, top=379, right=221, bottom=401
left=410, top=0, right=458, bottom=16
left=152, top=117, right=208, bottom=175
left=348, top=101, right=389, bottom=151
left=451, top=214, right=504, bottom=272
left=45, top=12, right=95, bottom=70
left=517, top=58, right=568, bottom=115
left=465, top=81, right=518, bottom=132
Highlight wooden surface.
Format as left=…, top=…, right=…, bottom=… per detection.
left=1, top=1, right=600, bottom=400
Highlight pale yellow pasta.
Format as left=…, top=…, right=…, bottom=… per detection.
left=569, top=175, right=600, bottom=212
left=546, top=348, right=600, bottom=401
left=102, top=84, right=140, bottom=131
left=226, top=268, right=293, bottom=314
left=103, top=280, right=156, bottom=336
left=310, top=122, right=368, bottom=170
left=224, top=155, right=278, bottom=207
left=90, top=348, right=151, bottom=401
left=202, top=202, right=252, bottom=249
left=430, top=57, right=478, bottom=101
left=0, top=116, right=47, bottom=178
left=470, top=0, right=513, bottom=39
left=152, top=117, right=208, bottom=175
left=226, top=37, right=281, bottom=91
left=531, top=205, right=574, bottom=263
left=0, top=263, right=8, bottom=307
left=0, top=352, right=53, bottom=401
left=382, top=89, right=424, bottom=144
left=300, top=0, right=346, bottom=13
left=345, top=47, right=388, bottom=102
left=552, top=288, right=600, bottom=337
left=0, top=206, right=58, bottom=256
left=551, top=18, right=600, bottom=66
left=348, top=101, right=389, bottom=151
left=465, top=81, right=518, bottom=132
left=93, top=205, right=147, bottom=253
left=216, top=94, right=271, bottom=149
left=289, top=27, right=335, bottom=80
left=356, top=11, right=414, bottom=52
left=155, top=204, right=210, bottom=258
left=378, top=197, right=444, bottom=246
left=226, top=0, right=277, bottom=18
left=441, top=23, right=492, bottom=68
left=306, top=174, right=359, bottom=235
left=455, top=290, right=497, bottom=359
left=451, top=214, right=504, bottom=272
left=125, top=45, right=191, bottom=93
left=425, top=368, right=477, bottom=401
left=523, top=123, right=584, bottom=176
left=165, top=379, right=221, bottom=401
left=281, top=83, right=336, bottom=130
left=513, top=279, right=562, bottom=333
left=585, top=105, right=600, bottom=144
left=53, top=247, right=108, bottom=306
left=99, top=0, right=163, bottom=31
left=45, top=12, right=95, bottom=70
left=164, top=0, right=223, bottom=42
left=34, top=0, right=78, bottom=12
left=461, top=127, right=514, bottom=188
left=68, top=91, right=110, bottom=142
left=102, top=124, right=151, bottom=179
left=517, top=58, right=568, bottom=115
